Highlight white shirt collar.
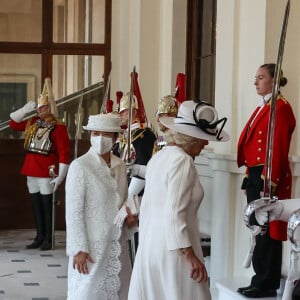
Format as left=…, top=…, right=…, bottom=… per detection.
left=258, top=93, right=272, bottom=106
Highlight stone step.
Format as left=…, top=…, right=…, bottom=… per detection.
left=215, top=278, right=284, bottom=300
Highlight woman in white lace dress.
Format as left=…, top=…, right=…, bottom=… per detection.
left=66, top=113, right=137, bottom=300
left=128, top=100, right=229, bottom=300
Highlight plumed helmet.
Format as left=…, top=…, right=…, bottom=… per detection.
left=119, top=92, right=138, bottom=113
left=38, top=78, right=58, bottom=118
left=156, top=95, right=178, bottom=115
left=37, top=93, right=48, bottom=108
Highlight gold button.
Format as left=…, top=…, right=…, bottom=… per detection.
left=258, top=139, right=262, bottom=143
left=259, top=131, right=262, bottom=135
left=258, top=148, right=262, bottom=152
left=257, top=157, right=261, bottom=161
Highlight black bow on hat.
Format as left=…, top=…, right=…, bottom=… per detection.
left=192, top=100, right=227, bottom=141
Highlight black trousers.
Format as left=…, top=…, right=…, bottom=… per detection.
left=245, top=166, right=282, bottom=290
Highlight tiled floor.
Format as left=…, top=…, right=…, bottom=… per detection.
left=0, top=229, right=68, bottom=300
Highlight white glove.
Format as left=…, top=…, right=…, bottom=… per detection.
left=10, top=100, right=36, bottom=122
left=128, top=195, right=140, bottom=215
left=255, top=202, right=284, bottom=225
left=130, top=164, right=146, bottom=178
left=255, top=208, right=268, bottom=226
left=128, top=177, right=145, bottom=197
left=50, top=163, right=69, bottom=192
left=114, top=205, right=128, bottom=228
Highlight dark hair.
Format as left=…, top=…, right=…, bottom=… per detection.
left=260, top=63, right=288, bottom=87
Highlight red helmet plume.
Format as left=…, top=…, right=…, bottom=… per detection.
left=175, top=73, right=186, bottom=106
left=106, top=99, right=114, bottom=113
left=131, top=72, right=147, bottom=124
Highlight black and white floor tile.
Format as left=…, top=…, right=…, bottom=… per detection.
left=0, top=230, right=68, bottom=300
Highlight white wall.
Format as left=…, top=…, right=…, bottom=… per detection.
left=111, top=0, right=300, bottom=291
left=111, top=0, right=187, bottom=127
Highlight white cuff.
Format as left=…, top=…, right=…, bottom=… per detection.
left=128, top=177, right=145, bottom=197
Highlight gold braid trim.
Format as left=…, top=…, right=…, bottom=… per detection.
left=119, top=128, right=147, bottom=148
left=24, top=115, right=58, bottom=150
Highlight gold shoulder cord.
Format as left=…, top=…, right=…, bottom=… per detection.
left=24, top=120, right=38, bottom=150
left=120, top=128, right=146, bottom=147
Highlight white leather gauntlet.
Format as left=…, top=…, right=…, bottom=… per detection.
left=10, top=100, right=36, bottom=122
left=128, top=177, right=145, bottom=197
left=113, top=195, right=141, bottom=228
left=130, top=164, right=146, bottom=178
left=128, top=195, right=140, bottom=216
left=50, top=163, right=69, bottom=192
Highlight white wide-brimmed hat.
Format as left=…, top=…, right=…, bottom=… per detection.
left=160, top=100, right=230, bottom=142
left=83, top=113, right=123, bottom=132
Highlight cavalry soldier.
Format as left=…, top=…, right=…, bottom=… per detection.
left=10, top=79, right=70, bottom=251
left=113, top=83, right=156, bottom=258
left=116, top=92, right=156, bottom=197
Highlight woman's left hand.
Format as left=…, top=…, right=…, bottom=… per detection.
left=182, top=247, right=208, bottom=283
left=125, top=206, right=138, bottom=228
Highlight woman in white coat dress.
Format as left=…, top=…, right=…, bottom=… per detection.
left=66, top=113, right=138, bottom=300
left=128, top=100, right=229, bottom=300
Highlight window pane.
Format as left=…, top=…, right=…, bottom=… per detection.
left=52, top=55, right=104, bottom=140
left=55, top=83, right=104, bottom=141
left=0, top=0, right=42, bottom=42
left=0, top=53, right=42, bottom=138
left=201, top=0, right=214, bottom=56
left=53, top=0, right=105, bottom=43
left=52, top=55, right=104, bottom=98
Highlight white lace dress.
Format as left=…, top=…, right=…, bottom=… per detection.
left=66, top=148, right=132, bottom=300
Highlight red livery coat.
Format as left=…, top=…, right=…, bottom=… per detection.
left=237, top=96, right=296, bottom=240
left=10, top=117, right=70, bottom=178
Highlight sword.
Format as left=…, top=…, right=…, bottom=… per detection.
left=263, top=0, right=290, bottom=198
left=100, top=69, right=112, bottom=113
left=74, top=93, right=83, bottom=159
left=127, top=66, right=137, bottom=264
left=49, top=165, right=57, bottom=250
left=126, top=66, right=136, bottom=166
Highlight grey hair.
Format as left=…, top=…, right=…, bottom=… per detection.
left=163, top=129, right=199, bottom=146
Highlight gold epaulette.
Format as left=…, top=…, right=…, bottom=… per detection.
left=279, top=94, right=288, bottom=104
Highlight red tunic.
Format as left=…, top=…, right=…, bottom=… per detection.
left=10, top=117, right=70, bottom=178
left=237, top=96, right=296, bottom=240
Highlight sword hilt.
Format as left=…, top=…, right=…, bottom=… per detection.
left=49, top=165, right=57, bottom=178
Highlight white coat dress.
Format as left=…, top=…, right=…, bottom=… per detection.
left=128, top=145, right=211, bottom=300
left=66, top=148, right=132, bottom=300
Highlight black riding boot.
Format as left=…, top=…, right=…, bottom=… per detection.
left=26, top=192, right=44, bottom=249
left=40, top=194, right=53, bottom=251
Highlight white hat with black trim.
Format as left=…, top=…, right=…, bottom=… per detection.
left=159, top=100, right=229, bottom=142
